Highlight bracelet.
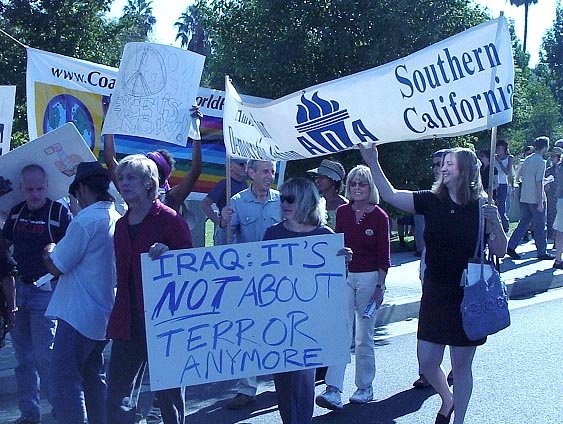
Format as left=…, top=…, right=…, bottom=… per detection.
left=376, top=284, right=385, bottom=290
left=10, top=307, right=18, bottom=313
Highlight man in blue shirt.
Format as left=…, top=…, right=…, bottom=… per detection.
left=217, top=159, right=281, bottom=408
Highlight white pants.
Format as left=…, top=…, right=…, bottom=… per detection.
left=325, top=271, right=378, bottom=392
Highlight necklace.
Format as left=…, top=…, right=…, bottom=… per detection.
left=449, top=198, right=457, bottom=214
left=354, top=203, right=370, bottom=213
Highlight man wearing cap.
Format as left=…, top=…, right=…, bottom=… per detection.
left=507, top=136, right=554, bottom=260
left=43, top=161, right=120, bottom=424
left=218, top=159, right=281, bottom=409
left=307, top=159, right=347, bottom=230
left=3, top=164, right=72, bottom=424
left=200, top=160, right=248, bottom=245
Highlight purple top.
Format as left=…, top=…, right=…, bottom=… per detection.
left=263, top=222, right=334, bottom=241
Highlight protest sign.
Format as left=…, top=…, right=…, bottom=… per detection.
left=224, top=17, right=514, bottom=160
left=141, top=233, right=349, bottom=390
left=102, top=43, right=205, bottom=146
left=0, top=85, right=16, bottom=155
left=26, top=47, right=281, bottom=196
left=0, top=123, right=96, bottom=218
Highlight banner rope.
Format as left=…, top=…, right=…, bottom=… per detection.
left=0, top=27, right=28, bottom=49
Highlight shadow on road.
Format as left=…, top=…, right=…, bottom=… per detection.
left=312, top=387, right=435, bottom=424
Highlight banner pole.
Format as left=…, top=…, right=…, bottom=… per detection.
left=488, top=126, right=498, bottom=205
left=225, top=75, right=233, bottom=244
left=0, top=28, right=28, bottom=49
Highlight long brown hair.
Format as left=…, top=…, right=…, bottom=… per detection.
left=432, top=148, right=485, bottom=205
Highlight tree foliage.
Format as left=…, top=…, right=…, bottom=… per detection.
left=509, top=0, right=539, bottom=53
left=541, top=2, right=563, bottom=116
left=0, top=0, right=156, bottom=145
left=188, top=0, right=491, bottom=197
left=174, top=5, right=210, bottom=56
left=120, top=0, right=157, bottom=42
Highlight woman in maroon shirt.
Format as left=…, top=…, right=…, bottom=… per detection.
left=106, top=154, right=192, bottom=424
left=316, top=165, right=390, bottom=411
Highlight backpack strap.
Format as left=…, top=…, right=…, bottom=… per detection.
left=47, top=201, right=64, bottom=243
left=10, top=202, right=26, bottom=236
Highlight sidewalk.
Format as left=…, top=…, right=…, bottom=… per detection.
left=377, top=239, right=563, bottom=326
left=0, top=240, right=560, bottom=423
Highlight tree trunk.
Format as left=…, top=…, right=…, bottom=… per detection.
left=523, top=2, right=529, bottom=53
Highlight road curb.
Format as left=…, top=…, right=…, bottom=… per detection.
left=375, top=262, right=563, bottom=327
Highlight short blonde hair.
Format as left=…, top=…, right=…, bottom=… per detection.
left=116, top=154, right=159, bottom=200
left=345, top=165, right=379, bottom=204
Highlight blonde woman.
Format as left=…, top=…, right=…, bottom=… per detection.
left=360, top=145, right=506, bottom=424
left=316, top=165, right=390, bottom=410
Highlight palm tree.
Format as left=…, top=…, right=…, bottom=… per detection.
left=509, top=0, right=539, bottom=54
left=174, top=5, right=210, bottom=56
left=123, top=0, right=157, bottom=39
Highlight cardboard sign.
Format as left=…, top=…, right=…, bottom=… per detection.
left=102, top=43, right=205, bottom=146
left=0, top=122, right=96, bottom=218
left=141, top=233, right=350, bottom=390
left=0, top=86, right=16, bottom=155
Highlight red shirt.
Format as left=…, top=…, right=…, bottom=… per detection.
left=106, top=200, right=192, bottom=339
left=335, top=203, right=390, bottom=273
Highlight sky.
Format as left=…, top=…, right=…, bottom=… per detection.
left=109, top=0, right=558, bottom=67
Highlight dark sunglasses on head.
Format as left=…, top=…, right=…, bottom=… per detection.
left=280, top=194, right=296, bottom=204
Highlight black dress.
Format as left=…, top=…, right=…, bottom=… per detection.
left=414, top=191, right=486, bottom=346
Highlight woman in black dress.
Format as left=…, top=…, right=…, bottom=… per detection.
left=360, top=145, right=507, bottom=424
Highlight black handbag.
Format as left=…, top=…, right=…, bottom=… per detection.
left=460, top=198, right=510, bottom=341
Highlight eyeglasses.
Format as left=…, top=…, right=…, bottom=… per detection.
left=280, top=194, right=296, bottom=204
left=349, top=181, right=369, bottom=188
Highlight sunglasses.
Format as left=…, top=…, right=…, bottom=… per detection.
left=349, top=181, right=369, bottom=188
left=280, top=194, right=296, bottom=204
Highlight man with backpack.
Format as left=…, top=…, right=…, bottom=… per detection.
left=2, top=164, right=72, bottom=424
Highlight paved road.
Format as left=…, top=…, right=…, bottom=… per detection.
left=1, top=240, right=561, bottom=423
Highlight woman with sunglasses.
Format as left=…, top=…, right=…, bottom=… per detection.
left=262, top=177, right=350, bottom=424
left=315, top=165, right=390, bottom=411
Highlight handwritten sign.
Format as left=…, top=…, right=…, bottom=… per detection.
left=141, top=233, right=350, bottom=390
left=0, top=123, right=96, bottom=219
left=0, top=86, right=16, bottom=155
left=102, top=43, right=205, bottom=146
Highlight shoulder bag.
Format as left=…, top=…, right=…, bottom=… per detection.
left=460, top=198, right=510, bottom=341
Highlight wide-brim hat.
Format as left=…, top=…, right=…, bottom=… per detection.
left=69, top=161, right=110, bottom=195
left=307, top=159, right=345, bottom=182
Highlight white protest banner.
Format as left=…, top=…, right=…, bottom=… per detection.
left=102, top=43, right=205, bottom=146
left=224, top=17, right=514, bottom=160
left=25, top=47, right=281, bottom=195
left=141, top=233, right=349, bottom=390
left=0, top=85, right=16, bottom=155
left=0, top=122, right=96, bottom=218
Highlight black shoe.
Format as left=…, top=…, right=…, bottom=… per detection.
left=412, top=374, right=431, bottom=388
left=506, top=248, right=521, bottom=259
left=435, top=404, right=454, bottom=424
left=553, top=260, right=563, bottom=269
left=538, top=253, right=555, bottom=260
